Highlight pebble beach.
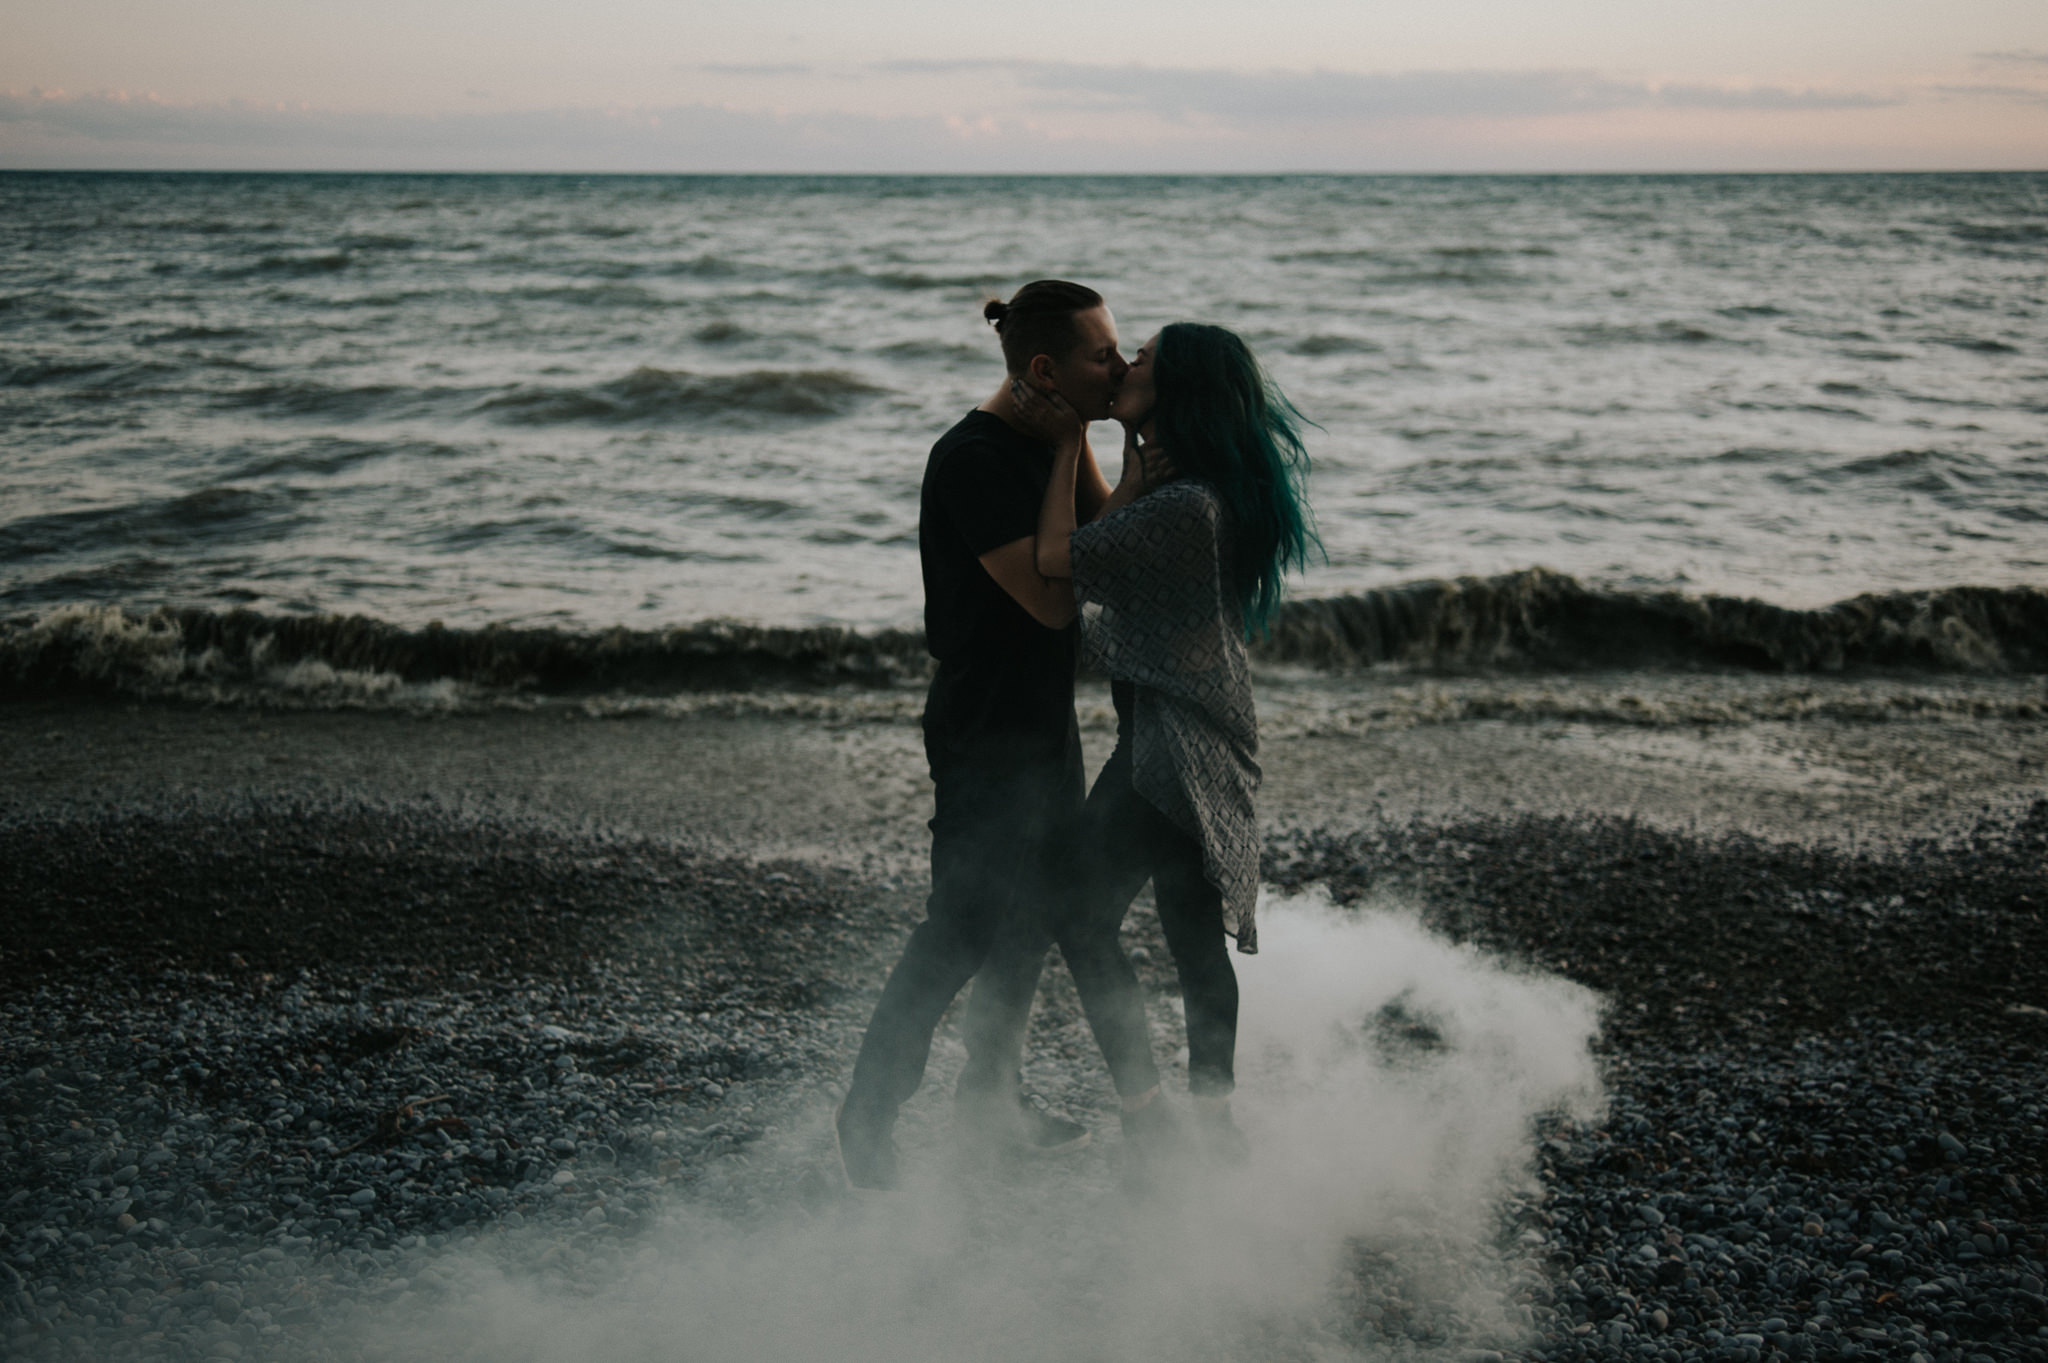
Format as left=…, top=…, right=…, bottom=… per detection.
left=2, top=682, right=2044, bottom=1363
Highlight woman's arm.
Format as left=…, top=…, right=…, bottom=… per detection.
left=1074, top=433, right=1114, bottom=524
left=1035, top=431, right=1082, bottom=579
left=960, top=378, right=1082, bottom=624
left=1040, top=426, right=1180, bottom=580
left=979, top=535, right=1075, bottom=628
left=1003, top=378, right=1091, bottom=579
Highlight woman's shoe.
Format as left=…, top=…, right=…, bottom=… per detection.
left=1118, top=1093, right=1187, bottom=1191
left=1191, top=1100, right=1250, bottom=1166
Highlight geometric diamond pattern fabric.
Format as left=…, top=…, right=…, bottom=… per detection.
left=1072, top=479, right=1263, bottom=953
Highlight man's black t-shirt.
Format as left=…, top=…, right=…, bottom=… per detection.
left=920, top=409, right=1079, bottom=763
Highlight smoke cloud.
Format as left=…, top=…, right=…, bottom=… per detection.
left=336, top=892, right=1604, bottom=1361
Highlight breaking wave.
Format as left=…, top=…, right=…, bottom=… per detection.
left=4, top=571, right=2045, bottom=712
left=0, top=605, right=930, bottom=706
left=1260, top=569, right=2048, bottom=674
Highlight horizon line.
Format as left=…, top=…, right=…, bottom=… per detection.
left=4, top=165, right=2046, bottom=177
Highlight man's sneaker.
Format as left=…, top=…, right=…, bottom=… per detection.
left=1192, top=1100, right=1250, bottom=1166
left=1017, top=1093, right=1090, bottom=1154
left=834, top=1102, right=899, bottom=1193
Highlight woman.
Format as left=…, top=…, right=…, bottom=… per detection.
left=1013, top=322, right=1318, bottom=1166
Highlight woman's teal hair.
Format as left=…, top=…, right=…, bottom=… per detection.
left=1151, top=322, right=1322, bottom=636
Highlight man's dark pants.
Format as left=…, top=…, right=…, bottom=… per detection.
left=840, top=728, right=1083, bottom=1131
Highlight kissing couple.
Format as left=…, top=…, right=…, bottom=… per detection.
left=836, top=280, right=1318, bottom=1191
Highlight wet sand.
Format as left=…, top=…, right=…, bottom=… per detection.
left=5, top=676, right=2044, bottom=857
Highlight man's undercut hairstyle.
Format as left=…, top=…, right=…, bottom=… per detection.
left=983, top=280, right=1103, bottom=375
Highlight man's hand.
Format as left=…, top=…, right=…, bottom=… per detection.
left=1102, top=426, right=1177, bottom=518
left=1131, top=432, right=1176, bottom=491
left=1146, top=437, right=1179, bottom=485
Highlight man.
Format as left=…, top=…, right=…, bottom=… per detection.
left=835, top=280, right=1127, bottom=1190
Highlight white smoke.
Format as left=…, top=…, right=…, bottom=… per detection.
left=338, top=891, right=1604, bottom=1362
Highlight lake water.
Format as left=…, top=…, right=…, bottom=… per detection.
left=3, top=171, right=2044, bottom=642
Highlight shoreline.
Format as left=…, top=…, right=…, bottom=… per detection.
left=4, top=675, right=2045, bottom=852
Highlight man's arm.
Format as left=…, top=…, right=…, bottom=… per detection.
left=979, top=536, right=1076, bottom=629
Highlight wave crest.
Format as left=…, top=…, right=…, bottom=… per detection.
left=0, top=605, right=929, bottom=706
left=4, top=573, right=2044, bottom=712
left=1262, top=569, right=2048, bottom=673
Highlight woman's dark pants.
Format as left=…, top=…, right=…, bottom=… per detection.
left=1050, top=734, right=1239, bottom=1099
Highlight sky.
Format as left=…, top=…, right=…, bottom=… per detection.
left=3, top=0, right=2045, bottom=172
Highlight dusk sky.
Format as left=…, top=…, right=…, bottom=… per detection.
left=4, top=0, right=2045, bottom=171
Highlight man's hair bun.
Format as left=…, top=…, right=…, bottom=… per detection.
left=983, top=280, right=1102, bottom=372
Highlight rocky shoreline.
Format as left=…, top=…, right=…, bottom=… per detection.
left=3, top=793, right=2045, bottom=1362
